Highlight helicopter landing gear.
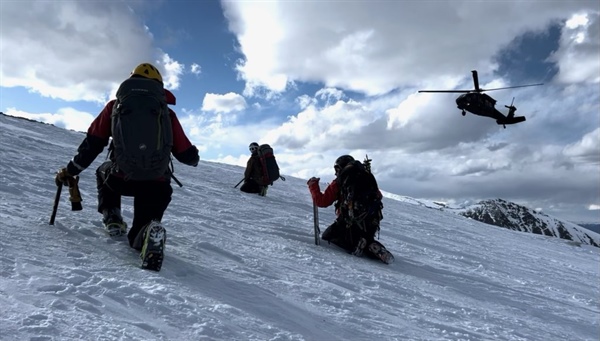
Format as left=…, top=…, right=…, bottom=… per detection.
left=461, top=110, right=466, bottom=116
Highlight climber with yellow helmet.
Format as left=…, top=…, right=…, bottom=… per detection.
left=130, top=63, right=163, bottom=83
left=54, top=63, right=199, bottom=271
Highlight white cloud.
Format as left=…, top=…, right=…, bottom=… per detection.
left=296, top=95, right=316, bottom=110
left=0, top=1, right=185, bottom=103
left=551, top=13, right=600, bottom=84
left=315, top=87, right=344, bottom=105
left=5, top=107, right=94, bottom=133
left=222, top=2, right=288, bottom=97
left=264, top=98, right=377, bottom=150
left=201, top=93, right=248, bottom=114
left=178, top=108, right=275, bottom=164
left=160, top=54, right=185, bottom=90
left=563, top=128, right=600, bottom=163
left=221, top=1, right=598, bottom=97
left=190, top=63, right=202, bottom=75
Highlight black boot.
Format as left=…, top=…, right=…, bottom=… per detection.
left=139, top=220, right=167, bottom=271
left=102, top=208, right=127, bottom=237
left=321, top=221, right=341, bottom=241
left=367, top=241, right=395, bottom=264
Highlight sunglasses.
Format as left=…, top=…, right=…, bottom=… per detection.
left=250, top=146, right=258, bottom=152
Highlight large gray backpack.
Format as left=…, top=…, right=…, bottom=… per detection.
left=111, top=77, right=173, bottom=181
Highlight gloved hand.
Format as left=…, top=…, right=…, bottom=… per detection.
left=67, top=175, right=83, bottom=211
left=55, top=167, right=73, bottom=186
left=307, top=177, right=320, bottom=187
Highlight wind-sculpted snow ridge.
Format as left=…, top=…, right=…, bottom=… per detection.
left=1, top=113, right=599, bottom=341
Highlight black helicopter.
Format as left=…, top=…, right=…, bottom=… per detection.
left=418, top=70, right=542, bottom=128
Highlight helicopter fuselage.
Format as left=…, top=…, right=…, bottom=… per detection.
left=456, top=92, right=525, bottom=126
left=455, top=93, right=502, bottom=118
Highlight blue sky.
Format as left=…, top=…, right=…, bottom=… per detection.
left=1, top=0, right=599, bottom=222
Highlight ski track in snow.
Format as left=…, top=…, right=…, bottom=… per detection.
left=1, top=114, right=599, bottom=341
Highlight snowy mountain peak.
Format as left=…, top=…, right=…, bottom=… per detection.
left=457, top=198, right=600, bottom=247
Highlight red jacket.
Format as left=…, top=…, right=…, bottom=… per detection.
left=309, top=179, right=341, bottom=215
left=308, top=176, right=383, bottom=217
left=66, top=89, right=199, bottom=177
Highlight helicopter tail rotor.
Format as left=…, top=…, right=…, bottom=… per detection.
left=505, top=97, right=518, bottom=118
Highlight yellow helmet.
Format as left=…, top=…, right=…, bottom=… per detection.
left=131, top=63, right=163, bottom=83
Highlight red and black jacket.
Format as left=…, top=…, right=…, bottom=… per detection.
left=66, top=89, right=199, bottom=179
left=309, top=179, right=341, bottom=214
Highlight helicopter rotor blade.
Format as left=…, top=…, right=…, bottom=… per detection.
left=471, top=70, right=480, bottom=92
left=418, top=90, right=472, bottom=93
left=481, top=83, right=543, bottom=92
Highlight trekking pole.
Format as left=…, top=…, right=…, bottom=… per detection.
left=170, top=173, right=183, bottom=188
left=234, top=178, right=245, bottom=188
left=168, top=165, right=183, bottom=188
left=49, top=182, right=63, bottom=225
left=313, top=201, right=321, bottom=245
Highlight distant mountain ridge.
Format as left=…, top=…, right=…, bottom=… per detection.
left=380, top=193, right=600, bottom=248
left=454, top=199, right=599, bottom=247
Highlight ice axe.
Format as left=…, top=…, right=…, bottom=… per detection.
left=49, top=182, right=63, bottom=225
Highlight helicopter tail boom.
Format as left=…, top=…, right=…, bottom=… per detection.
left=496, top=116, right=526, bottom=126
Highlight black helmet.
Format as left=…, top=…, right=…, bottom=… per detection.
left=334, top=155, right=354, bottom=174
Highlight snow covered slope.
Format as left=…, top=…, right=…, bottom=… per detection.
left=1, top=113, right=599, bottom=341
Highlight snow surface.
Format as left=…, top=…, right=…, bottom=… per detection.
left=1, top=113, right=599, bottom=341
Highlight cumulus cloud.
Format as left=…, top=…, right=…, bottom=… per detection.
left=179, top=106, right=279, bottom=168
left=315, top=88, right=345, bottom=105
left=190, top=63, right=202, bottom=75
left=160, top=54, right=185, bottom=90
left=295, top=95, right=316, bottom=110
left=264, top=96, right=379, bottom=151
left=221, top=1, right=598, bottom=98
left=201, top=93, right=248, bottom=114
left=563, top=128, right=600, bottom=164
left=550, top=12, right=600, bottom=84
left=0, top=1, right=185, bottom=103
